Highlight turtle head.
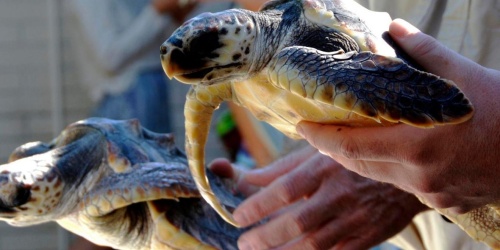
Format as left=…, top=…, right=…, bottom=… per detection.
left=160, top=0, right=396, bottom=86
left=160, top=9, right=264, bottom=85
left=0, top=126, right=105, bottom=226
left=0, top=150, right=63, bottom=226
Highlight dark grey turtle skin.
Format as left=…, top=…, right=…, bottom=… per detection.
left=0, top=118, right=248, bottom=250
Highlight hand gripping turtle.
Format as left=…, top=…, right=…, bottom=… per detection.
left=159, top=0, right=499, bottom=247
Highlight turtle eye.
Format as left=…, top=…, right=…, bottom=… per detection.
left=160, top=45, right=168, bottom=55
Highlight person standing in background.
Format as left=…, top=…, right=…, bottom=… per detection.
left=70, top=0, right=196, bottom=133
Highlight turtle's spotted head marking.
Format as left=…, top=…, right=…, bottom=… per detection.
left=161, top=9, right=259, bottom=85
left=0, top=149, right=65, bottom=226
left=161, top=0, right=396, bottom=87
left=0, top=122, right=109, bottom=227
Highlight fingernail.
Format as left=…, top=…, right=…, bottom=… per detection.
left=318, top=149, right=328, bottom=156
left=390, top=18, right=420, bottom=38
left=296, top=123, right=305, bottom=138
left=234, top=209, right=249, bottom=226
left=238, top=239, right=252, bottom=250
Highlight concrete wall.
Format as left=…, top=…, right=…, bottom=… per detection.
left=0, top=0, right=229, bottom=249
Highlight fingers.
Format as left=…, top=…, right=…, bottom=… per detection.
left=208, top=158, right=236, bottom=179
left=296, top=121, right=424, bottom=163
left=244, top=145, right=317, bottom=186
left=208, top=158, right=259, bottom=196
left=237, top=200, right=339, bottom=250
left=234, top=152, right=422, bottom=250
left=233, top=151, right=326, bottom=226
left=295, top=122, right=433, bottom=187
left=389, top=19, right=453, bottom=74
left=277, top=212, right=363, bottom=250
left=236, top=158, right=357, bottom=250
left=210, top=146, right=316, bottom=188
left=238, top=182, right=341, bottom=249
left=260, top=207, right=382, bottom=250
left=207, top=146, right=319, bottom=200
left=389, top=19, right=477, bottom=86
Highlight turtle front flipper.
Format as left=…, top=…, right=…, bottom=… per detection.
left=78, top=162, right=218, bottom=250
left=81, top=162, right=200, bottom=217
left=149, top=169, right=248, bottom=250
left=268, top=46, right=474, bottom=127
left=184, top=84, right=239, bottom=227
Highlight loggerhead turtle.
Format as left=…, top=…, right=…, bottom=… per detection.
left=0, top=118, right=249, bottom=250
left=157, top=0, right=500, bottom=248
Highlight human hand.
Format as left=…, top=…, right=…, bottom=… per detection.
left=210, top=146, right=428, bottom=250
left=296, top=18, right=500, bottom=214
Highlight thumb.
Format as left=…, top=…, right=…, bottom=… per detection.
left=389, top=18, right=476, bottom=86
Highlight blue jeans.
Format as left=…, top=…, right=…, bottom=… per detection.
left=91, top=69, right=171, bottom=133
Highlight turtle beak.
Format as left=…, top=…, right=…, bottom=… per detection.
left=160, top=38, right=207, bottom=85
left=160, top=44, right=177, bottom=80
left=0, top=141, right=53, bottom=215
left=0, top=150, right=63, bottom=225
left=0, top=169, right=31, bottom=212
left=160, top=42, right=213, bottom=85
left=0, top=153, right=55, bottom=216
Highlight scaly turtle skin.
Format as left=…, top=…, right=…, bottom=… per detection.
left=157, top=0, right=500, bottom=247
left=0, top=118, right=248, bottom=250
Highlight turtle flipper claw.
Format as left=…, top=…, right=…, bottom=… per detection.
left=184, top=85, right=241, bottom=227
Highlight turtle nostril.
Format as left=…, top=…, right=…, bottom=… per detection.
left=160, top=45, right=168, bottom=55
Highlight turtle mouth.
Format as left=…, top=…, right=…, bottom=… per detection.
left=175, top=63, right=242, bottom=85
left=182, top=67, right=214, bottom=80
left=0, top=206, right=16, bottom=215
left=161, top=45, right=243, bottom=85
left=0, top=175, right=31, bottom=215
